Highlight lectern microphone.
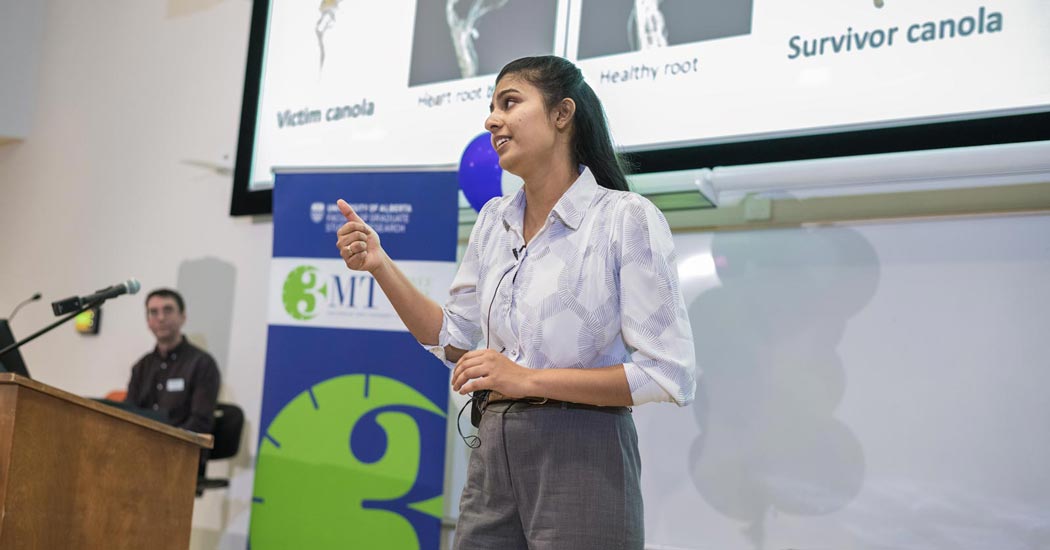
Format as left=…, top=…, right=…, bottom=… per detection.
left=51, top=278, right=141, bottom=316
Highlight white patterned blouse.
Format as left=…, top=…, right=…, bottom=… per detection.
left=427, top=166, right=696, bottom=406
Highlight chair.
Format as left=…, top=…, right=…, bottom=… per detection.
left=196, top=403, right=244, bottom=495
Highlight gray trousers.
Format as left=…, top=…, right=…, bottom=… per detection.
left=453, top=401, right=644, bottom=550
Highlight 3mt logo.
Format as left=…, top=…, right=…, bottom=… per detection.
left=283, top=265, right=380, bottom=320
left=283, top=265, right=328, bottom=320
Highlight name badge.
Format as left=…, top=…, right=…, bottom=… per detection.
left=166, top=378, right=186, bottom=392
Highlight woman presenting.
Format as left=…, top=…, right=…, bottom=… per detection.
left=336, top=55, right=696, bottom=550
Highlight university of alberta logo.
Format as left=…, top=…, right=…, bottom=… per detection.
left=283, top=265, right=328, bottom=320
left=310, top=202, right=326, bottom=223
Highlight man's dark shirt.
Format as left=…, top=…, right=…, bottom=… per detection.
left=125, top=337, right=220, bottom=433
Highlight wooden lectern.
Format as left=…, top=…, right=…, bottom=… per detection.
left=0, top=373, right=213, bottom=549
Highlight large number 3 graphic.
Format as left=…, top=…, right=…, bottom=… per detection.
left=251, top=375, right=446, bottom=549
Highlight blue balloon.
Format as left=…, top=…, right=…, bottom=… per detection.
left=458, top=132, right=503, bottom=212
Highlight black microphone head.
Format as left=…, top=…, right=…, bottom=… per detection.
left=9, top=292, right=44, bottom=321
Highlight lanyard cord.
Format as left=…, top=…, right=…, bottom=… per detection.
left=456, top=256, right=519, bottom=448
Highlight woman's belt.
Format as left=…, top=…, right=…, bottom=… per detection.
left=481, top=391, right=629, bottom=413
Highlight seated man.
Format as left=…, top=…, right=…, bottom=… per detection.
left=125, top=288, right=220, bottom=434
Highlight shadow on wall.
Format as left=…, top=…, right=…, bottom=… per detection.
left=178, top=257, right=236, bottom=378
left=192, top=414, right=255, bottom=550
left=688, top=222, right=879, bottom=549
left=178, top=256, right=250, bottom=550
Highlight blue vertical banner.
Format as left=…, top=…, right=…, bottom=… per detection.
left=251, top=169, right=460, bottom=549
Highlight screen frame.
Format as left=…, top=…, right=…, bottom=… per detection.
left=229, top=0, right=1050, bottom=216
left=230, top=0, right=272, bottom=216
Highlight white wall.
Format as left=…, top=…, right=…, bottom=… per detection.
left=636, top=214, right=1050, bottom=550
left=0, top=1, right=261, bottom=547
left=0, top=0, right=45, bottom=140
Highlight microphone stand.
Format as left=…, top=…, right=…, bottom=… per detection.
left=0, top=298, right=106, bottom=362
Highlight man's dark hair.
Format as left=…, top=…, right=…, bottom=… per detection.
left=146, top=288, right=185, bottom=313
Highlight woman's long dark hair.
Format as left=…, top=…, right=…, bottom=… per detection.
left=496, top=56, right=631, bottom=192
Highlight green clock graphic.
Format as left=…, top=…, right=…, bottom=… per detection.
left=250, top=374, right=445, bottom=549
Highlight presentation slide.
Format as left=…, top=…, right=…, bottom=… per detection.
left=246, top=0, right=1050, bottom=191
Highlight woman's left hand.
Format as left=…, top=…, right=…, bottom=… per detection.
left=451, top=349, right=536, bottom=398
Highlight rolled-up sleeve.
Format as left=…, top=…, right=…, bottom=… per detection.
left=420, top=198, right=496, bottom=367
left=437, top=254, right=483, bottom=351
left=617, top=195, right=697, bottom=406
